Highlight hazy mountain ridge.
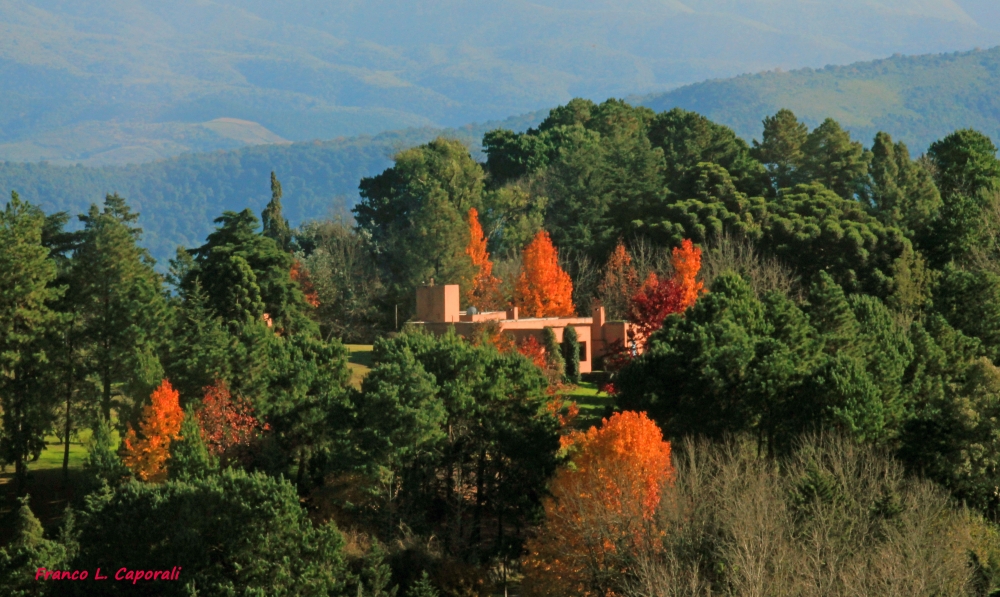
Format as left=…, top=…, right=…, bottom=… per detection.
left=637, top=46, right=1000, bottom=152
left=0, top=0, right=997, bottom=164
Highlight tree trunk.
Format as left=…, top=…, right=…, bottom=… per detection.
left=62, top=374, right=72, bottom=484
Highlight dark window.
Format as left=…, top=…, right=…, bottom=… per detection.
left=579, top=341, right=588, bottom=362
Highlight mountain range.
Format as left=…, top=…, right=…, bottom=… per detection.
left=2, top=0, right=999, bottom=164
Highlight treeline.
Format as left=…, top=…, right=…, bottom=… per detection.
left=2, top=96, right=1000, bottom=595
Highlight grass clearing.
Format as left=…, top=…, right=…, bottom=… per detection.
left=346, top=344, right=374, bottom=388
left=563, top=381, right=613, bottom=429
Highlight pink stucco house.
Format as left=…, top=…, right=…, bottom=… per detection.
left=411, top=284, right=639, bottom=373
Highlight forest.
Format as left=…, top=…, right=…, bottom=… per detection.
left=2, top=98, right=1000, bottom=596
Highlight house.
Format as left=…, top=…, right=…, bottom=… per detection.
left=411, top=283, right=639, bottom=373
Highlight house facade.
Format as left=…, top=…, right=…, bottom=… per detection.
left=411, top=284, right=639, bottom=373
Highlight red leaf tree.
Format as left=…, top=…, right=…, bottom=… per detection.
left=197, top=380, right=265, bottom=458
left=465, top=207, right=503, bottom=310
left=514, top=230, right=575, bottom=317
left=521, top=411, right=674, bottom=597
left=628, top=239, right=704, bottom=343
left=290, top=260, right=320, bottom=308
left=122, top=379, right=184, bottom=482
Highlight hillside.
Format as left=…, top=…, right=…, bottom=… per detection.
left=638, top=46, right=1000, bottom=151
left=0, top=111, right=546, bottom=263
left=0, top=0, right=998, bottom=164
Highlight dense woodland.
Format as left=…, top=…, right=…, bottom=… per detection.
left=2, top=98, right=1000, bottom=596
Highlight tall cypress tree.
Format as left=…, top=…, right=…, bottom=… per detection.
left=562, top=326, right=581, bottom=384
left=0, top=192, right=63, bottom=488
left=262, top=171, right=292, bottom=252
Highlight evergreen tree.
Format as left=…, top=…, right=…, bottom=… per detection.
left=562, top=326, right=581, bottom=384
left=866, top=132, right=942, bottom=239
left=188, top=209, right=315, bottom=334
left=165, top=279, right=236, bottom=404
left=542, top=327, right=565, bottom=379
left=355, top=138, right=483, bottom=315
left=0, top=497, right=70, bottom=595
left=799, top=118, right=871, bottom=200
left=925, top=129, right=1000, bottom=266
left=83, top=414, right=129, bottom=488
left=69, top=469, right=350, bottom=596
left=751, top=109, right=808, bottom=193
left=0, top=192, right=63, bottom=487
left=168, top=408, right=216, bottom=481
left=262, top=171, right=292, bottom=252
left=74, top=194, right=169, bottom=422
left=407, top=572, right=439, bottom=597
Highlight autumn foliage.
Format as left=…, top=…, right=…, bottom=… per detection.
left=197, top=380, right=265, bottom=458
left=628, top=239, right=704, bottom=343
left=516, top=335, right=548, bottom=370
left=122, top=379, right=184, bottom=483
left=465, top=208, right=503, bottom=310
left=514, top=230, right=575, bottom=317
left=522, top=411, right=674, bottom=597
left=595, top=240, right=640, bottom=320
left=290, top=259, right=320, bottom=307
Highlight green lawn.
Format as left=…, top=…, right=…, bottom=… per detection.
left=563, top=381, right=613, bottom=429
left=346, top=344, right=374, bottom=388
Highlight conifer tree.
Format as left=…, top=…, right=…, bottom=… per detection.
left=0, top=192, right=62, bottom=487
left=74, top=194, right=168, bottom=421
left=542, top=327, right=565, bottom=380
left=752, top=109, right=808, bottom=192
left=262, top=171, right=292, bottom=252
left=562, top=326, right=581, bottom=384
left=84, top=414, right=129, bottom=487
left=168, top=408, right=216, bottom=481
left=799, top=118, right=871, bottom=200
left=407, top=572, right=439, bottom=597
left=0, top=497, right=69, bottom=593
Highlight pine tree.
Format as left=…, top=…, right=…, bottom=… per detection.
left=514, top=231, right=574, bottom=317
left=262, top=171, right=292, bottom=252
left=752, top=109, right=808, bottom=192
left=799, top=118, right=871, bottom=200
left=168, top=408, right=216, bottom=481
left=407, top=572, right=439, bottom=597
left=0, top=497, right=69, bottom=593
left=84, top=414, right=129, bottom=487
left=0, top=192, right=63, bottom=488
left=74, top=194, right=168, bottom=421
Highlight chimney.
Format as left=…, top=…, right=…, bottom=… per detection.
left=506, top=306, right=519, bottom=321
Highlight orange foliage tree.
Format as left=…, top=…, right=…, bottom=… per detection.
left=628, top=239, right=705, bottom=343
left=197, top=380, right=265, bottom=459
left=514, top=230, right=575, bottom=317
left=522, top=411, right=674, bottom=597
left=465, top=208, right=503, bottom=310
left=290, top=259, right=320, bottom=307
left=595, top=240, right=639, bottom=320
left=122, top=379, right=185, bottom=483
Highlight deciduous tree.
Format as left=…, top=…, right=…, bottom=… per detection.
left=595, top=240, right=639, bottom=320
left=122, top=379, right=184, bottom=483
left=521, top=411, right=673, bottom=597
left=464, top=207, right=502, bottom=310
left=514, top=231, right=574, bottom=317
